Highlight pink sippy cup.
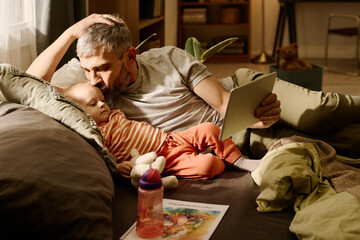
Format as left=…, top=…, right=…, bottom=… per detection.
left=136, top=169, right=164, bottom=238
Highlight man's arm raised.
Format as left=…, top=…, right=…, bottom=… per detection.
left=26, top=14, right=123, bottom=83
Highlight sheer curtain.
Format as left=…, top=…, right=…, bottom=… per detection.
left=0, top=0, right=36, bottom=70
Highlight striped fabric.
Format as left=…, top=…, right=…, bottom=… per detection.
left=98, top=109, right=167, bottom=162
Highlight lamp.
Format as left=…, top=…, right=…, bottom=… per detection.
left=251, top=0, right=273, bottom=64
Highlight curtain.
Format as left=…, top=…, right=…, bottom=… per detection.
left=0, top=0, right=37, bottom=71
left=35, top=0, right=86, bottom=69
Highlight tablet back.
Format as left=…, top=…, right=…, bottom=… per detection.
left=219, top=72, right=277, bottom=141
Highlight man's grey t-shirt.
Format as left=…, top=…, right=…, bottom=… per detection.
left=110, top=46, right=223, bottom=132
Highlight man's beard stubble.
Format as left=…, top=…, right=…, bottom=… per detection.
left=103, top=63, right=132, bottom=99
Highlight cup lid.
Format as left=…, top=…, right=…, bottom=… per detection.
left=139, top=169, right=162, bottom=189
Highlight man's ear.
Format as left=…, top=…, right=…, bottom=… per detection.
left=125, top=47, right=137, bottom=64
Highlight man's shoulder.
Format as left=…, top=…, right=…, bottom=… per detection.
left=138, top=46, right=187, bottom=58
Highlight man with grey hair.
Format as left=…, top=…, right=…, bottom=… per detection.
left=27, top=13, right=360, bottom=160
left=27, top=13, right=281, bottom=134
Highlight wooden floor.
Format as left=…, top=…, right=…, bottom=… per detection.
left=206, top=58, right=360, bottom=96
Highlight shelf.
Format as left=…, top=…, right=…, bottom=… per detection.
left=139, top=16, right=165, bottom=30
left=178, top=0, right=251, bottom=63
left=181, top=23, right=249, bottom=28
left=87, top=0, right=165, bottom=47
left=180, top=0, right=249, bottom=5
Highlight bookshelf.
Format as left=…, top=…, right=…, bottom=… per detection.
left=178, top=0, right=251, bottom=62
left=87, top=0, right=165, bottom=49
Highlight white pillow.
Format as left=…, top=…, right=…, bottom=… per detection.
left=51, top=58, right=88, bottom=88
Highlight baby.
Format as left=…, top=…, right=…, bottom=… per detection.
left=64, top=82, right=261, bottom=179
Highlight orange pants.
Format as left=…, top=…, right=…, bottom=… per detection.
left=157, top=122, right=241, bottom=179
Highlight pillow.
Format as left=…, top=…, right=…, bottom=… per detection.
left=51, top=57, right=89, bottom=88
left=0, top=102, right=114, bottom=239
left=0, top=64, right=117, bottom=173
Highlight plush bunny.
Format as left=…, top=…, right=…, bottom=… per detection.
left=129, top=148, right=178, bottom=190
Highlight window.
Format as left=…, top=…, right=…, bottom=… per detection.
left=0, top=0, right=36, bottom=70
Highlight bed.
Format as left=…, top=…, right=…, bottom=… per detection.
left=1, top=63, right=360, bottom=239
left=0, top=101, right=296, bottom=240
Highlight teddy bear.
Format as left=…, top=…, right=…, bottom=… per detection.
left=129, top=148, right=178, bottom=190
left=276, top=43, right=312, bottom=71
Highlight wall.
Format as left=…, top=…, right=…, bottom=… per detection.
left=293, top=1, right=360, bottom=59
left=251, top=0, right=360, bottom=59
left=166, top=0, right=360, bottom=59
left=164, top=1, right=178, bottom=46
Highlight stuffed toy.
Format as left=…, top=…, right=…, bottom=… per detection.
left=276, top=43, right=312, bottom=70
left=129, top=148, right=178, bottom=190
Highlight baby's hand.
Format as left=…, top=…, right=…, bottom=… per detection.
left=116, top=161, right=134, bottom=179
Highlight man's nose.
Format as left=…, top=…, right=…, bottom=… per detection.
left=89, top=71, right=101, bottom=86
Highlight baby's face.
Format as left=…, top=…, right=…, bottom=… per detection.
left=75, top=84, right=111, bottom=125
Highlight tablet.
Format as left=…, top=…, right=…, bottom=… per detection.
left=219, top=72, right=277, bottom=141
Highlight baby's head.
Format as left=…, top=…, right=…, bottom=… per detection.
left=64, top=82, right=111, bottom=124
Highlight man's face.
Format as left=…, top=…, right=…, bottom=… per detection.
left=79, top=46, right=132, bottom=95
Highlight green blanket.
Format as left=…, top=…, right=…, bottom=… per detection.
left=251, top=136, right=360, bottom=239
